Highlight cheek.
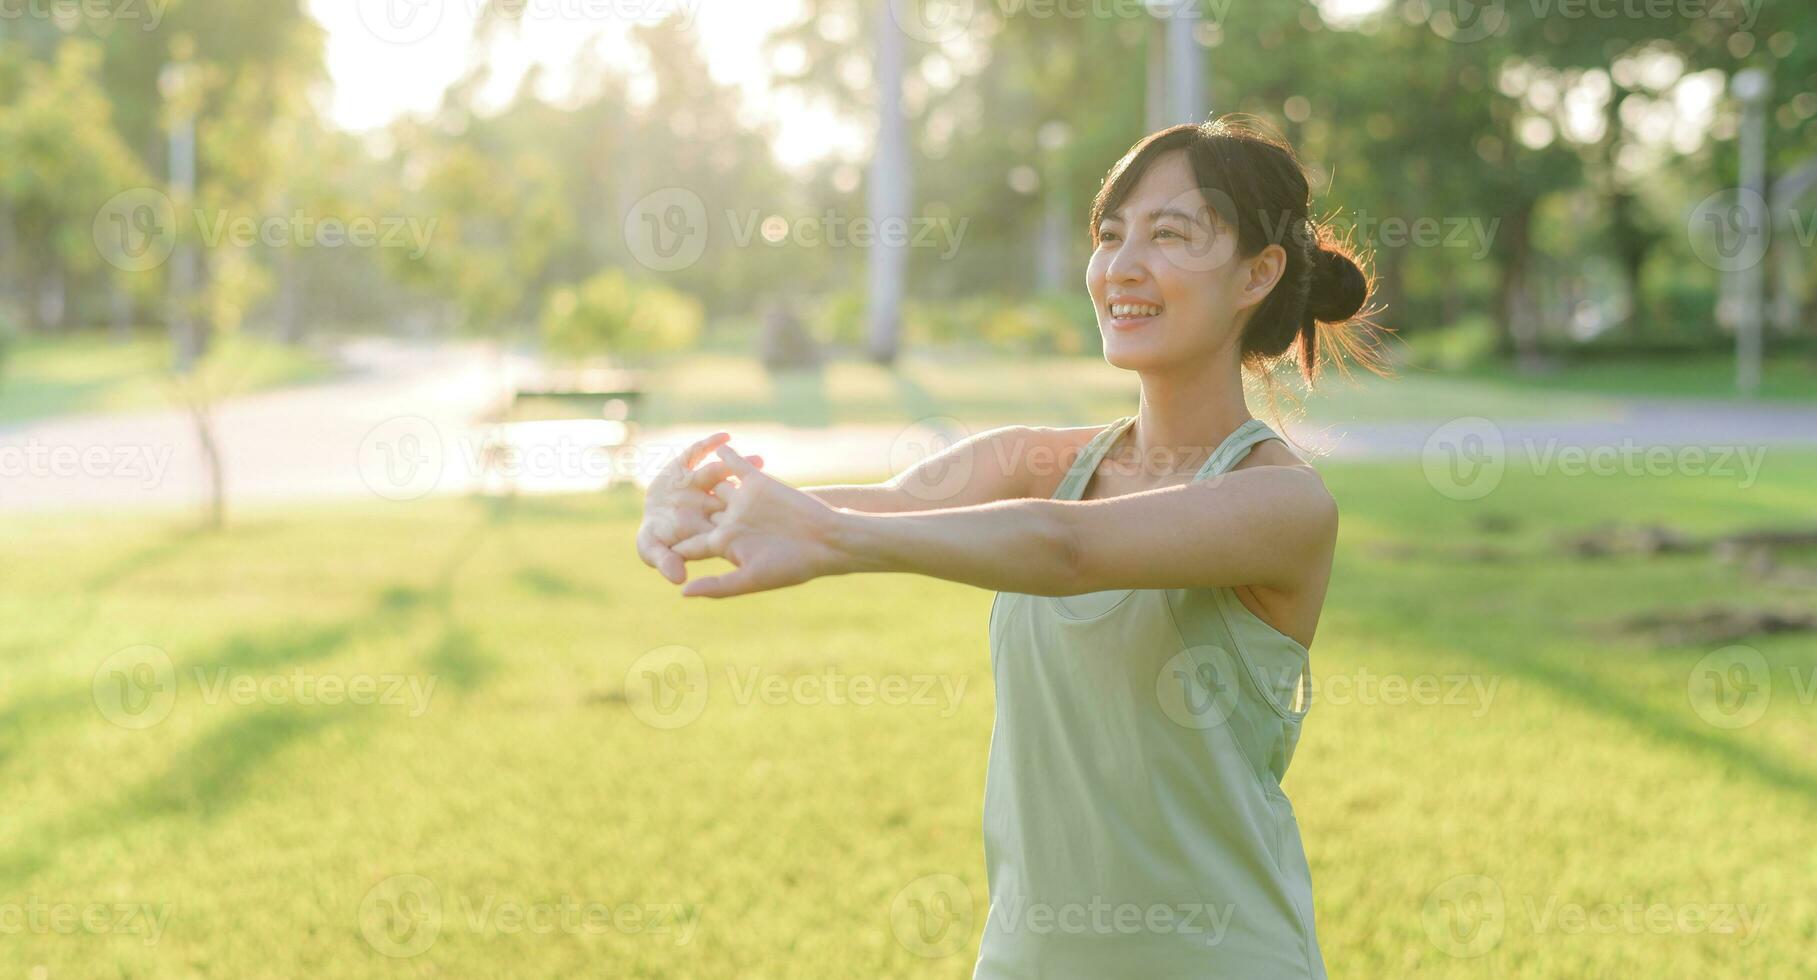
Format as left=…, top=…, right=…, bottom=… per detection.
left=1085, top=252, right=1108, bottom=294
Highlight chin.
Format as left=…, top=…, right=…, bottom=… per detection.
left=1101, top=337, right=1162, bottom=371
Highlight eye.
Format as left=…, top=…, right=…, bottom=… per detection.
left=1154, top=227, right=1184, bottom=241
left=1097, top=229, right=1121, bottom=243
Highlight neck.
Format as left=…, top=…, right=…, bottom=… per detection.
left=1122, top=357, right=1253, bottom=476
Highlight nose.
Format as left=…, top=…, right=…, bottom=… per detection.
left=1104, top=235, right=1149, bottom=287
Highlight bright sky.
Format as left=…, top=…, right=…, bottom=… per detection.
left=308, top=0, right=1710, bottom=172
left=308, top=0, right=866, bottom=169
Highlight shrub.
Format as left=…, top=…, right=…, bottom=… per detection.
left=540, top=269, right=703, bottom=361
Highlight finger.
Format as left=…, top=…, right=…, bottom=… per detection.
left=681, top=565, right=756, bottom=599
left=680, top=431, right=732, bottom=470
left=660, top=431, right=731, bottom=489
left=666, top=508, right=716, bottom=543
left=687, top=458, right=747, bottom=492
left=672, top=529, right=720, bottom=561
left=636, top=525, right=687, bottom=584
left=714, top=444, right=763, bottom=478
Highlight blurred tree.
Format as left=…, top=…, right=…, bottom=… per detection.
left=0, top=40, right=146, bottom=330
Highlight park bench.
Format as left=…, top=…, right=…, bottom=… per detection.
left=508, top=366, right=645, bottom=422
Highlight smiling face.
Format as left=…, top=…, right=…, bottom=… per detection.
left=1087, top=149, right=1285, bottom=373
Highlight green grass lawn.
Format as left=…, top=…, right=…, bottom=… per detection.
left=631, top=348, right=1815, bottom=431
left=1, top=453, right=1813, bottom=977
left=1446, top=351, right=1817, bottom=403
left=0, top=332, right=332, bottom=425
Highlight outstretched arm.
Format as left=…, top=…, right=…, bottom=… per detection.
left=799, top=423, right=1046, bottom=514
left=671, top=444, right=1335, bottom=600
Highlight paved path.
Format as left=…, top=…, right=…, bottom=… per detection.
left=3, top=342, right=1814, bottom=514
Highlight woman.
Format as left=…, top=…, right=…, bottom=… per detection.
left=637, top=117, right=1387, bottom=978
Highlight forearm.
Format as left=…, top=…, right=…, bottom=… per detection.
left=823, top=498, right=1078, bottom=595
left=802, top=484, right=923, bottom=514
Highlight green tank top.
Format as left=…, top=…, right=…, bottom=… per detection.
left=976, top=415, right=1326, bottom=979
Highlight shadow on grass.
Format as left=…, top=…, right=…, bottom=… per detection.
left=0, top=511, right=509, bottom=887
left=1454, top=634, right=1817, bottom=807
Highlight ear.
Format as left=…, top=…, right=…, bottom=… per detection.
left=1236, top=243, right=1287, bottom=313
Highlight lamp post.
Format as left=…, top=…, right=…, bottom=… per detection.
left=1731, top=67, right=1771, bottom=397
left=159, top=50, right=201, bottom=372
left=1144, top=0, right=1207, bottom=128
left=866, top=0, right=911, bottom=365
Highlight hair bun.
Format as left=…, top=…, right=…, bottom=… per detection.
left=1307, top=247, right=1367, bottom=323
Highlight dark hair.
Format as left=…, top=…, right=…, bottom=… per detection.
left=1089, top=115, right=1393, bottom=392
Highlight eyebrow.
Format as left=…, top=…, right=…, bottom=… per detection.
left=1100, top=206, right=1208, bottom=227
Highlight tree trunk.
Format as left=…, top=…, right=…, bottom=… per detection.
left=180, top=383, right=226, bottom=530
left=1494, top=199, right=1540, bottom=370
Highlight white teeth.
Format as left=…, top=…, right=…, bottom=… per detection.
left=1110, top=303, right=1161, bottom=317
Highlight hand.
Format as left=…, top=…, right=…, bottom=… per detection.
left=671, top=444, right=846, bottom=599
left=637, top=431, right=764, bottom=585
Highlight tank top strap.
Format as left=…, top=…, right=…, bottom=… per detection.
left=1193, top=418, right=1284, bottom=481
left=1052, top=415, right=1137, bottom=501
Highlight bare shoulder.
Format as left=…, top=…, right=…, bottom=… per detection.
left=1228, top=439, right=1338, bottom=528
left=1019, top=421, right=1115, bottom=499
